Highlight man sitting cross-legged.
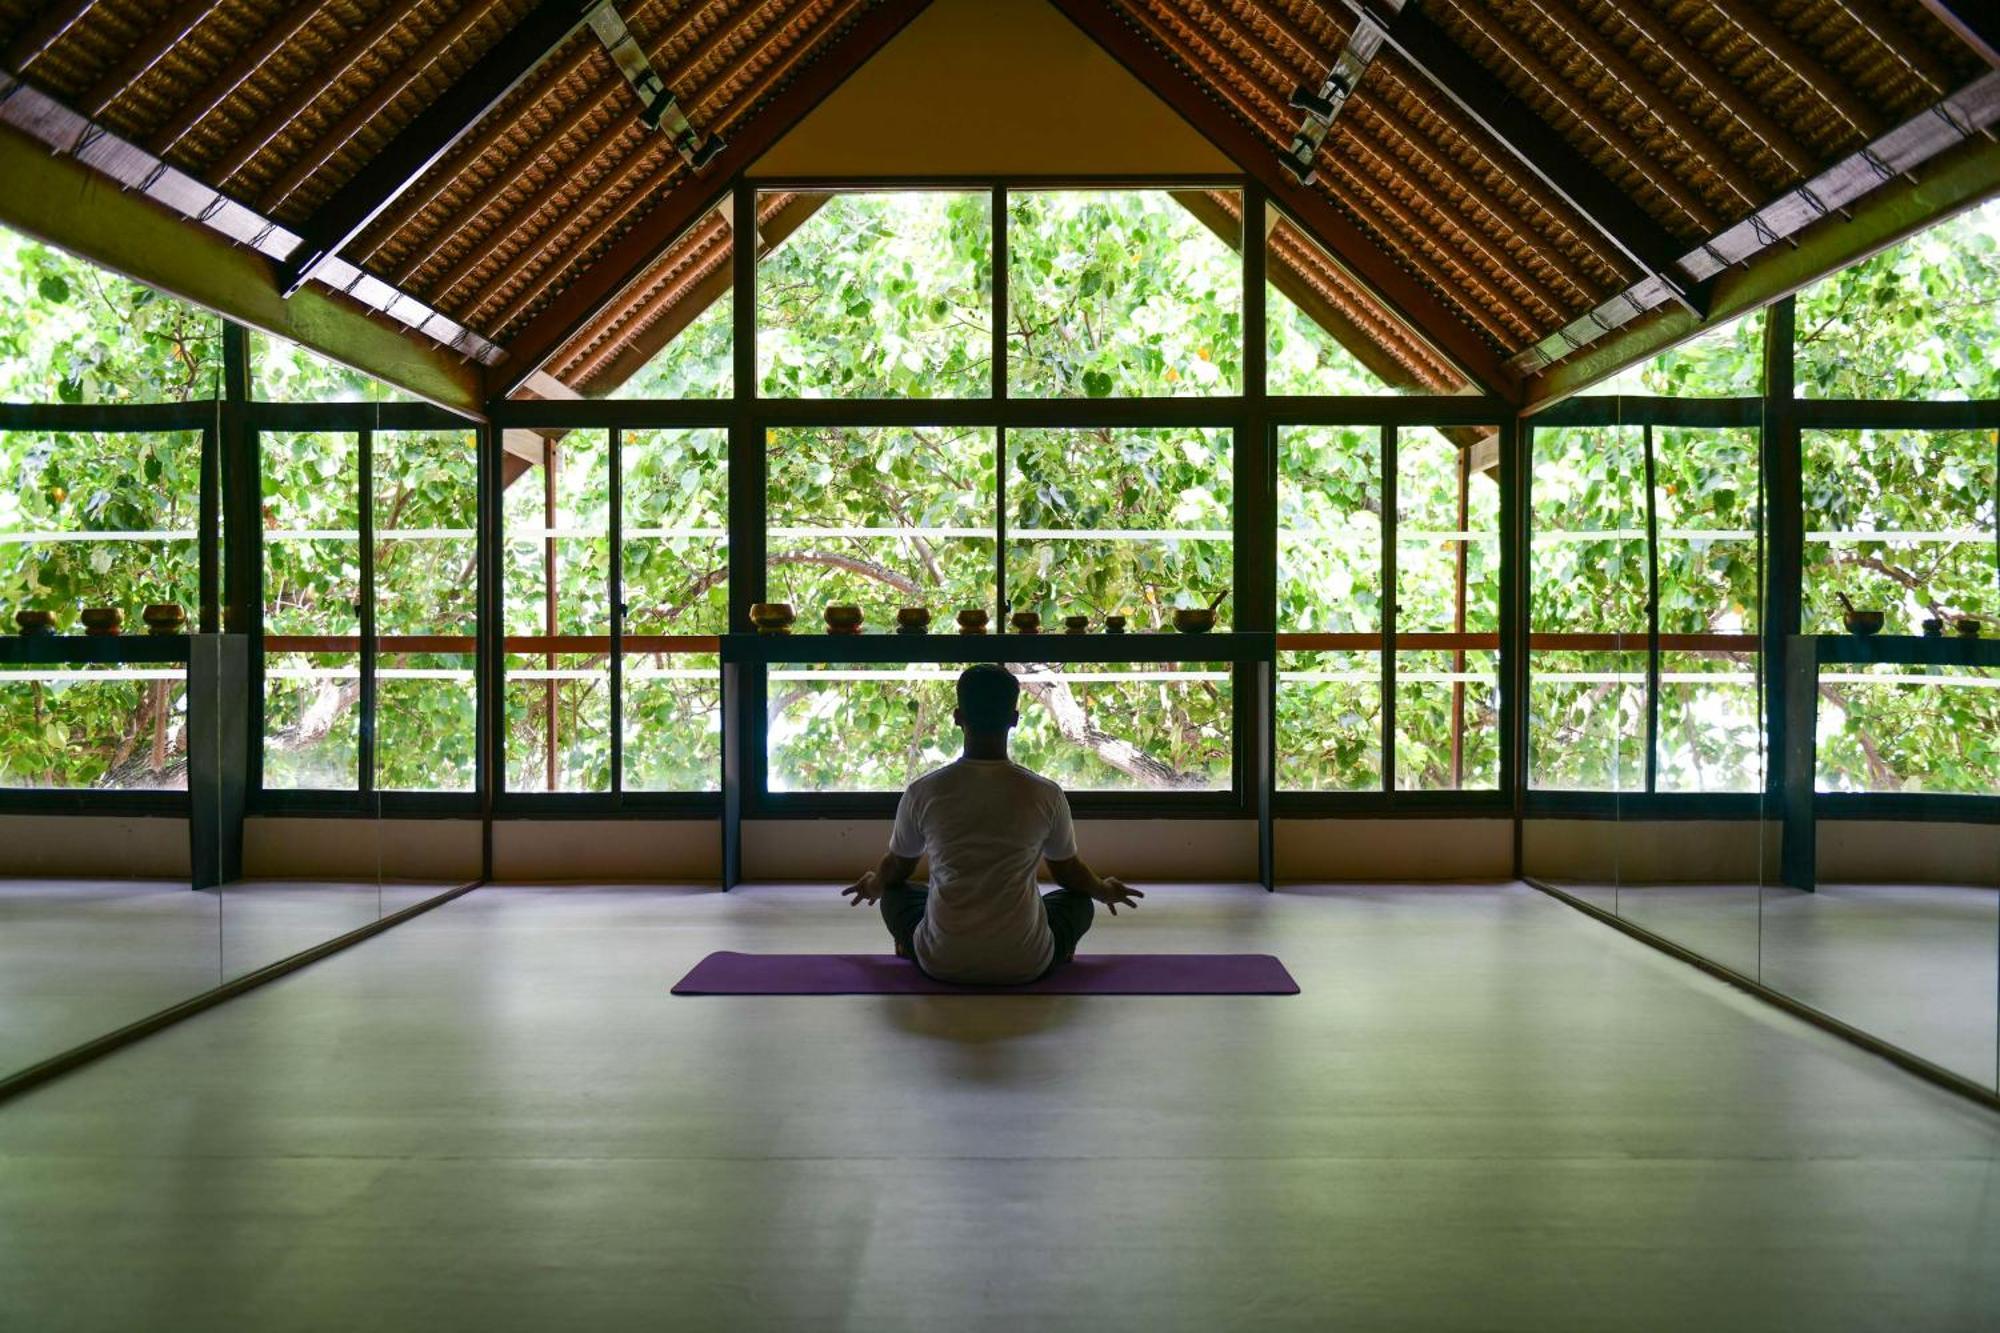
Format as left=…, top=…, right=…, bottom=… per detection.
left=840, top=663, right=1143, bottom=984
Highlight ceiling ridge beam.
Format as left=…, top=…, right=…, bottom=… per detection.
left=490, top=0, right=943, bottom=401
left=1044, top=0, right=1515, bottom=398
left=276, top=0, right=604, bottom=298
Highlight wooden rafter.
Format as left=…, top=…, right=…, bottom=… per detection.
left=76, top=0, right=220, bottom=119
left=144, top=1, right=325, bottom=158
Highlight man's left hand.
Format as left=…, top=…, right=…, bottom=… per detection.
left=840, top=871, right=883, bottom=906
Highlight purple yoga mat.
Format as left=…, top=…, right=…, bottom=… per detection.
left=671, top=952, right=1299, bottom=995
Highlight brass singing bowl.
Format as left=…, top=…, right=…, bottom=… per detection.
left=1843, top=610, right=1884, bottom=636
left=1172, top=608, right=1218, bottom=634
left=748, top=601, right=795, bottom=628
left=15, top=609, right=57, bottom=634
left=1063, top=615, right=1090, bottom=633
left=142, top=603, right=186, bottom=634
left=1009, top=611, right=1041, bottom=633
left=896, top=606, right=931, bottom=628
left=823, top=604, right=864, bottom=630
left=956, top=608, right=989, bottom=631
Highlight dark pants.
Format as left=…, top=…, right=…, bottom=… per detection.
left=880, top=881, right=1094, bottom=976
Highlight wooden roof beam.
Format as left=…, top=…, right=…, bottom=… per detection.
left=276, top=0, right=602, bottom=298
left=491, top=0, right=942, bottom=399
left=0, top=120, right=483, bottom=417
left=1521, top=107, right=2000, bottom=410
left=1915, top=0, right=2000, bottom=71
left=1339, top=0, right=1701, bottom=310
left=1043, top=0, right=1514, bottom=397
left=144, top=1, right=323, bottom=158
left=1600, top=0, right=1817, bottom=176
left=4, top=0, right=95, bottom=74
left=76, top=0, right=220, bottom=119
left=206, top=0, right=430, bottom=187
left=1427, top=0, right=1721, bottom=235
left=1507, top=0, right=1766, bottom=211
left=430, top=0, right=822, bottom=319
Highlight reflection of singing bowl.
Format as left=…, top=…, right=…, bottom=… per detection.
left=824, top=604, right=864, bottom=631
left=142, top=603, right=186, bottom=635
left=1958, top=616, right=1985, bottom=638
left=1063, top=615, right=1090, bottom=634
left=956, top=608, right=989, bottom=634
left=896, top=606, right=931, bottom=629
left=81, top=607, right=124, bottom=635
left=1010, top=611, right=1041, bottom=635
left=1843, top=610, right=1884, bottom=636
left=1172, top=608, right=1218, bottom=634
left=15, top=609, right=57, bottom=635
left=1104, top=614, right=1127, bottom=634
left=749, top=602, right=795, bottom=630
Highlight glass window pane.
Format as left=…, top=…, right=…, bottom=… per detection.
left=768, top=664, right=959, bottom=792
left=1529, top=650, right=1648, bottom=791
left=757, top=192, right=991, bottom=398
left=1657, top=651, right=1762, bottom=794
left=503, top=431, right=609, bottom=793
left=1589, top=311, right=1764, bottom=397
left=262, top=432, right=359, bottom=790
left=1815, top=665, right=1998, bottom=796
left=1795, top=196, right=2000, bottom=401
left=623, top=428, right=726, bottom=792
left=1266, top=214, right=1459, bottom=395
left=1655, top=427, right=1762, bottom=636
left=1279, top=425, right=1383, bottom=790
left=251, top=331, right=412, bottom=403
left=766, top=426, right=994, bottom=624
left=1803, top=429, right=1995, bottom=636
left=1, top=430, right=201, bottom=630
left=1011, top=661, right=1232, bottom=792
left=604, top=283, right=733, bottom=399
left=0, top=224, right=222, bottom=402
left=0, top=664, right=189, bottom=790
left=1008, top=190, right=1241, bottom=398
left=374, top=429, right=477, bottom=793
left=1006, top=427, right=1231, bottom=626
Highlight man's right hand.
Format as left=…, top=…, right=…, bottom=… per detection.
left=1091, top=876, right=1144, bottom=916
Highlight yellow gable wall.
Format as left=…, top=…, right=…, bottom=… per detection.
left=754, top=0, right=1234, bottom=176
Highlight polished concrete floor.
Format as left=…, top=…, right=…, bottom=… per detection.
left=0, top=879, right=457, bottom=1078
left=3, top=882, right=1998, bottom=1332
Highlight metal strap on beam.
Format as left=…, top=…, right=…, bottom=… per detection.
left=278, top=0, right=604, bottom=298
left=587, top=0, right=723, bottom=170
left=1282, top=1, right=1397, bottom=186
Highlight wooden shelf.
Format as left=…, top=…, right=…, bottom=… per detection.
left=1808, top=633, right=1999, bottom=667
left=0, top=634, right=192, bottom=665
left=722, top=631, right=1275, bottom=665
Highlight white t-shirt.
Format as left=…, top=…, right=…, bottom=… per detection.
left=888, top=758, right=1078, bottom=984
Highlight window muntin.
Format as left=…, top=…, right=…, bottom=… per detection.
left=757, top=192, right=991, bottom=399
left=1007, top=190, right=1241, bottom=398
left=1794, top=196, right=2000, bottom=401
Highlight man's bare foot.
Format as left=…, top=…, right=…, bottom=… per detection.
left=894, top=939, right=915, bottom=961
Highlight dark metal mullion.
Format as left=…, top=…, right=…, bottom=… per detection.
left=1381, top=425, right=1398, bottom=795
left=1642, top=423, right=1661, bottom=795
left=1761, top=298, right=1800, bottom=813
left=357, top=426, right=376, bottom=799
left=198, top=417, right=220, bottom=634
left=476, top=420, right=501, bottom=876
left=609, top=425, right=625, bottom=802
left=994, top=186, right=1009, bottom=624
left=723, top=178, right=763, bottom=882
left=1500, top=415, right=1527, bottom=864
left=1239, top=183, right=1273, bottom=883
